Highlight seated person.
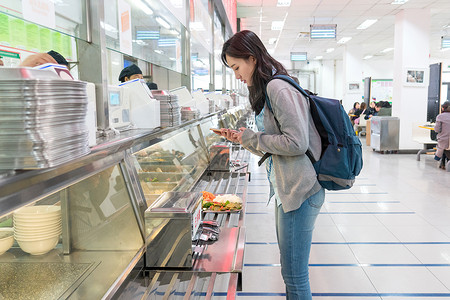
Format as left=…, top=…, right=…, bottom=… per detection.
left=348, top=102, right=360, bottom=124
left=0, top=56, right=3, bottom=66
left=434, top=101, right=450, bottom=168
left=378, top=101, right=392, bottom=116
left=365, top=102, right=382, bottom=119
left=20, top=50, right=68, bottom=67
left=146, top=81, right=158, bottom=90
left=118, top=64, right=143, bottom=83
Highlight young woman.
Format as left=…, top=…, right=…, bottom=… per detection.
left=218, top=30, right=325, bottom=299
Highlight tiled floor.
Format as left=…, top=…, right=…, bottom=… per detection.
left=237, top=140, right=450, bottom=299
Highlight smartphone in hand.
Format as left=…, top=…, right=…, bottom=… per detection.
left=210, top=128, right=222, bottom=135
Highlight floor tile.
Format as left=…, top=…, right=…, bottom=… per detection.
left=244, top=244, right=280, bottom=264
left=363, top=266, right=449, bottom=293
left=330, top=214, right=383, bottom=226
left=405, top=244, right=450, bottom=264
left=241, top=266, right=285, bottom=292
left=374, top=214, right=431, bottom=226
left=312, top=226, right=346, bottom=242
left=337, top=225, right=399, bottom=242
left=309, top=244, right=359, bottom=264
left=363, top=202, right=413, bottom=212
left=386, top=225, right=450, bottom=242
left=324, top=202, right=370, bottom=212
left=427, top=267, right=450, bottom=290
left=349, top=244, right=421, bottom=264
left=310, top=266, right=377, bottom=293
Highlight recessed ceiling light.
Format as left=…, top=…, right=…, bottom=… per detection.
left=310, top=24, right=337, bottom=39
left=442, top=37, right=450, bottom=49
left=290, top=52, right=307, bottom=61
left=381, top=47, right=394, bottom=53
left=314, top=56, right=323, bottom=60
left=391, top=0, right=408, bottom=4
left=268, top=38, right=277, bottom=45
left=337, top=37, right=352, bottom=44
left=326, top=48, right=335, bottom=53
left=277, top=0, right=291, bottom=7
left=156, top=17, right=171, bottom=29
left=271, top=21, right=284, bottom=31
left=135, top=0, right=153, bottom=15
left=357, top=19, right=378, bottom=30
left=363, top=55, right=373, bottom=59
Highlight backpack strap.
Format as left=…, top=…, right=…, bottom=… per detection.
left=258, top=75, right=316, bottom=167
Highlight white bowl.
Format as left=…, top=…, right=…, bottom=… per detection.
left=14, top=214, right=61, bottom=221
left=0, top=228, right=14, bottom=255
left=14, top=227, right=62, bottom=238
left=14, top=217, right=61, bottom=227
left=14, top=224, right=62, bottom=233
left=14, top=205, right=61, bottom=216
left=15, top=231, right=61, bottom=241
left=17, top=235, right=59, bottom=255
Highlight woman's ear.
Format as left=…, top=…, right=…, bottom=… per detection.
left=250, top=56, right=256, bottom=64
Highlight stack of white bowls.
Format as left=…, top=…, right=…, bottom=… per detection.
left=13, top=205, right=61, bottom=255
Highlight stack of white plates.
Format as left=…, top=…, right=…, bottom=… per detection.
left=181, top=107, right=200, bottom=122
left=0, top=68, right=90, bottom=170
left=13, top=205, right=62, bottom=255
left=152, top=90, right=181, bottom=127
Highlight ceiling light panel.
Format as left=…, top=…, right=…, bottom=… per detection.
left=442, top=37, right=450, bottom=49
left=363, top=55, right=373, bottom=59
left=290, top=52, right=307, bottom=61
left=337, top=37, right=352, bottom=44
left=271, top=21, right=285, bottom=31
left=326, top=48, right=335, bottom=53
left=381, top=47, right=394, bottom=53
left=391, top=0, right=408, bottom=4
left=310, top=24, right=337, bottom=39
left=357, top=19, right=378, bottom=30
left=277, top=0, right=291, bottom=7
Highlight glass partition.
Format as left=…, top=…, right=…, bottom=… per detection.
left=132, top=127, right=209, bottom=206
left=0, top=1, right=87, bottom=41
left=0, top=12, right=78, bottom=67
left=104, top=0, right=186, bottom=74
left=67, top=165, right=143, bottom=251
left=213, top=13, right=224, bottom=91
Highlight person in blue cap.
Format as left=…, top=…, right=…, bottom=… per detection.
left=118, top=64, right=143, bottom=83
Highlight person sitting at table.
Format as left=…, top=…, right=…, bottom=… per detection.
left=434, top=101, right=450, bottom=169
left=348, top=102, right=360, bottom=124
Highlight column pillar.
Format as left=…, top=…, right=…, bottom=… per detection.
left=342, top=46, right=364, bottom=112
left=392, top=9, right=430, bottom=149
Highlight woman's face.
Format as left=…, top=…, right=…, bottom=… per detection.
left=225, top=55, right=256, bottom=86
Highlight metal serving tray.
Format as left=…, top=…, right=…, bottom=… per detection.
left=145, top=191, right=203, bottom=268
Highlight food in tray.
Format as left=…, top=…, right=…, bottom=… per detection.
left=201, top=191, right=242, bottom=212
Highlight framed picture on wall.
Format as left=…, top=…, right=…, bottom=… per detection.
left=347, top=82, right=361, bottom=93
left=404, top=68, right=428, bottom=87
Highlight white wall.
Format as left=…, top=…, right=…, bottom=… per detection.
left=393, top=9, right=430, bottom=150
left=363, top=59, right=394, bottom=79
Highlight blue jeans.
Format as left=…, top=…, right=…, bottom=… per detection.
left=275, top=188, right=325, bottom=300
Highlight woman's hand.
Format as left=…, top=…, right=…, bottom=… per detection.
left=219, top=127, right=245, bottom=144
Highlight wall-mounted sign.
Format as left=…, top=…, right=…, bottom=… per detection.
left=22, top=0, right=55, bottom=29
left=118, top=0, right=132, bottom=56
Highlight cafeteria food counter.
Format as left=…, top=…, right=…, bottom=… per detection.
left=0, top=107, right=251, bottom=299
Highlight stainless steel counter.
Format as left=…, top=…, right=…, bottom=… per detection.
left=0, top=246, right=145, bottom=300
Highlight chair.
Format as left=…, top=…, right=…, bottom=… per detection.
left=412, top=122, right=438, bottom=161
left=358, top=116, right=367, bottom=137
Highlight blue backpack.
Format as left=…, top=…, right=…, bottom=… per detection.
left=260, top=75, right=363, bottom=190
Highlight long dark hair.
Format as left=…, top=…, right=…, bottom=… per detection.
left=221, top=30, right=288, bottom=114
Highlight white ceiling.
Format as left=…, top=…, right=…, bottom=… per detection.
left=236, top=0, right=450, bottom=67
